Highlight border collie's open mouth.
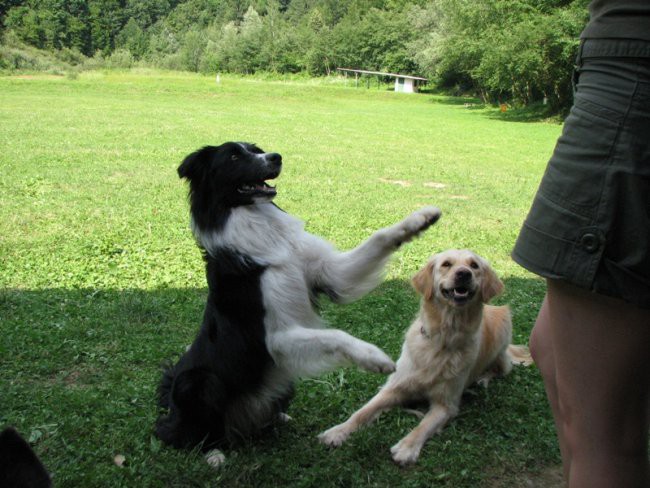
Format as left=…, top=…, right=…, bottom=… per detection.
left=441, top=285, right=476, bottom=305
left=237, top=180, right=277, bottom=197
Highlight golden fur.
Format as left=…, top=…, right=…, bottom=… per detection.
left=318, top=249, right=532, bottom=465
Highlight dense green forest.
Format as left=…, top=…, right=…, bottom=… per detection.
left=1, top=0, right=589, bottom=109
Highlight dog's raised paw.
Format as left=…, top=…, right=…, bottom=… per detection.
left=393, top=206, right=441, bottom=246
left=318, top=425, right=350, bottom=447
left=409, top=206, right=442, bottom=233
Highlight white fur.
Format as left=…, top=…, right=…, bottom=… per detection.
left=195, top=203, right=441, bottom=381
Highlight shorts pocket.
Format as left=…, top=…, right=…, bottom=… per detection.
left=538, top=95, right=623, bottom=217
left=514, top=189, right=602, bottom=287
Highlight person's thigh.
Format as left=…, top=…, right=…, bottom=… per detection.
left=546, top=279, right=650, bottom=484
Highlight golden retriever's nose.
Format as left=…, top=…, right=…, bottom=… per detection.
left=455, top=268, right=472, bottom=283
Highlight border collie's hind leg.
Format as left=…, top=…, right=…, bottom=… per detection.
left=276, top=384, right=295, bottom=422
left=155, top=368, right=227, bottom=451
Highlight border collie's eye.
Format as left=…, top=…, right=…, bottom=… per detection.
left=231, top=154, right=239, bottom=161
left=441, top=261, right=451, bottom=268
left=470, top=261, right=479, bottom=269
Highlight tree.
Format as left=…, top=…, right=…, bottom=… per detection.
left=412, top=0, right=588, bottom=108
left=116, top=17, right=148, bottom=58
left=89, top=0, right=127, bottom=53
left=0, top=0, right=25, bottom=29
left=5, top=6, right=46, bottom=47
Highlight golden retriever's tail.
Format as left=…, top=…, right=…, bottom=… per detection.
left=507, top=344, right=534, bottom=366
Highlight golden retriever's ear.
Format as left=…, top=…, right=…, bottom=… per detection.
left=481, top=264, right=504, bottom=302
left=412, top=261, right=435, bottom=301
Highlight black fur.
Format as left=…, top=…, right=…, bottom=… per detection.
left=155, top=142, right=291, bottom=451
left=0, top=428, right=51, bottom=488
left=177, top=142, right=281, bottom=233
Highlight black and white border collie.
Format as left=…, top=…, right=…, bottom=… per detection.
left=155, top=142, right=440, bottom=466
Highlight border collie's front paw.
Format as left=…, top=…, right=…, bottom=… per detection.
left=393, top=206, right=441, bottom=246
left=358, top=345, right=395, bottom=374
left=318, top=425, right=350, bottom=447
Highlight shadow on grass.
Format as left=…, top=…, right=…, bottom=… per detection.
left=484, top=102, right=566, bottom=124
left=431, top=95, right=566, bottom=123
left=431, top=95, right=483, bottom=106
left=0, top=276, right=549, bottom=486
left=0, top=275, right=545, bottom=380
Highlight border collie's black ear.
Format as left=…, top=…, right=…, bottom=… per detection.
left=178, top=146, right=214, bottom=180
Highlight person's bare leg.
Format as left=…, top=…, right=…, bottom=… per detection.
left=529, top=295, right=571, bottom=479
left=545, top=279, right=650, bottom=488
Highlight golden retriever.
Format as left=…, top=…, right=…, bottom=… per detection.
left=318, top=249, right=532, bottom=465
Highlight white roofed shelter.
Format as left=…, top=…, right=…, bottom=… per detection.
left=336, top=68, right=427, bottom=93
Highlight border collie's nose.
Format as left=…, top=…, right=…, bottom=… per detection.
left=266, top=153, right=282, bottom=168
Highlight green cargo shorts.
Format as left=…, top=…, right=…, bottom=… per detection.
left=512, top=39, right=650, bottom=309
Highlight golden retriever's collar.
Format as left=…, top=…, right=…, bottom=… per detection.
left=420, top=325, right=430, bottom=339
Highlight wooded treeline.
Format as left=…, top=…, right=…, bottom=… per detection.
left=1, top=0, right=589, bottom=109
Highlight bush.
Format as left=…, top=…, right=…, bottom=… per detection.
left=81, top=51, right=106, bottom=70
left=107, top=48, right=134, bottom=69
left=0, top=39, right=68, bottom=72
left=57, top=47, right=87, bottom=66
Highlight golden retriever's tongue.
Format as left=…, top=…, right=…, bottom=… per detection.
left=453, top=288, right=469, bottom=298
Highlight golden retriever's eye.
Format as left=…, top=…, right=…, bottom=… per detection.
left=441, top=261, right=451, bottom=268
left=470, top=261, right=479, bottom=269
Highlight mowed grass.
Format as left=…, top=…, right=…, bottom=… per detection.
left=1, top=70, right=561, bottom=487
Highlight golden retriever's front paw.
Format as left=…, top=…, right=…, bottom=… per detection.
left=390, top=442, right=421, bottom=466
left=318, top=425, right=350, bottom=447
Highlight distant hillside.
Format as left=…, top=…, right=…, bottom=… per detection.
left=0, top=0, right=589, bottom=111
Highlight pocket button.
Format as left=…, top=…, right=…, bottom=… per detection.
left=580, top=233, right=600, bottom=253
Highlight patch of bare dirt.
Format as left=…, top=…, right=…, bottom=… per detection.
left=379, top=178, right=412, bottom=187
left=488, top=465, right=564, bottom=488
left=424, top=182, right=446, bottom=189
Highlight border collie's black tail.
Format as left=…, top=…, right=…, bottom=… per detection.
left=0, top=427, right=51, bottom=488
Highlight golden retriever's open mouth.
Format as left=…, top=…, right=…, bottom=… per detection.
left=441, top=285, right=476, bottom=305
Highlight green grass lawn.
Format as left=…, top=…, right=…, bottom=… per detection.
left=0, top=70, right=562, bottom=487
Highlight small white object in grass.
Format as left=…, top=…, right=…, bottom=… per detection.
left=205, top=449, right=226, bottom=468
left=114, top=454, right=126, bottom=467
